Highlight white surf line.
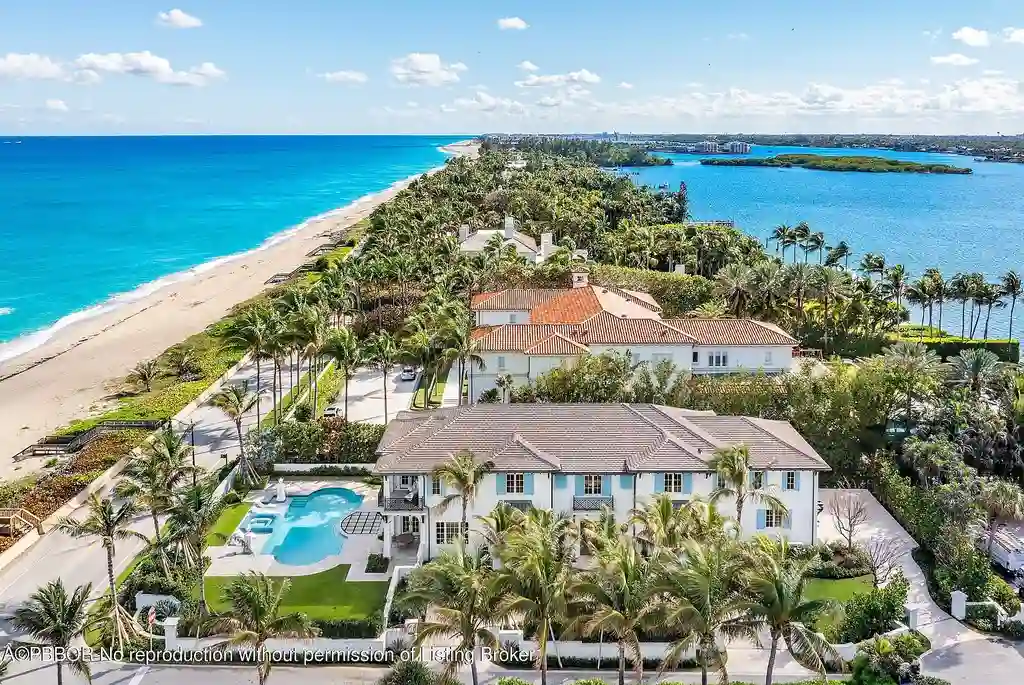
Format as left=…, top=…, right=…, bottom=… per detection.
left=128, top=665, right=150, bottom=685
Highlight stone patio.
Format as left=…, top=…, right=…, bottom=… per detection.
left=205, top=477, right=407, bottom=581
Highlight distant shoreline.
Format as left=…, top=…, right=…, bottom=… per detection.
left=700, top=153, right=973, bottom=174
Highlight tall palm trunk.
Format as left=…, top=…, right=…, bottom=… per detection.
left=985, top=303, right=994, bottom=340
left=255, top=357, right=261, bottom=424
left=617, top=641, right=626, bottom=685
left=271, top=360, right=279, bottom=425
left=961, top=300, right=967, bottom=339
left=766, top=630, right=780, bottom=685
left=343, top=368, right=350, bottom=420
left=937, top=299, right=944, bottom=334
left=382, top=370, right=389, bottom=423
left=1010, top=296, right=1018, bottom=341
left=105, top=545, right=118, bottom=604
left=56, top=662, right=63, bottom=685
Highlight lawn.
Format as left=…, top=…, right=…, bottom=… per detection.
left=413, top=367, right=448, bottom=409
left=204, top=565, right=388, bottom=620
left=205, top=502, right=252, bottom=546
left=805, top=575, right=873, bottom=632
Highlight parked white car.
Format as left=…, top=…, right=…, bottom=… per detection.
left=979, top=529, right=1024, bottom=572
left=323, top=406, right=340, bottom=418
left=400, top=366, right=417, bottom=381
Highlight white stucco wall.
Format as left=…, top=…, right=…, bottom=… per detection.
left=592, top=344, right=694, bottom=371
left=691, top=345, right=793, bottom=375
left=476, top=310, right=532, bottom=326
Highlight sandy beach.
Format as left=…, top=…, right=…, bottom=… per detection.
left=0, top=140, right=479, bottom=478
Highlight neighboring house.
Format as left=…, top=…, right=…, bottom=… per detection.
left=467, top=273, right=797, bottom=399
left=458, top=216, right=555, bottom=264
left=372, top=403, right=830, bottom=562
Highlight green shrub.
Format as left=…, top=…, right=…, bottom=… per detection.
left=589, top=264, right=714, bottom=317
left=887, top=335, right=1019, bottom=362
left=807, top=541, right=873, bottom=579
left=829, top=572, right=909, bottom=643
left=889, top=630, right=930, bottom=661
left=570, top=680, right=608, bottom=685
left=365, top=553, right=389, bottom=573
left=313, top=615, right=381, bottom=639
left=998, top=619, right=1024, bottom=640
left=376, top=661, right=434, bottom=685
left=321, top=419, right=384, bottom=463
left=496, top=678, right=532, bottom=685
left=986, top=574, right=1022, bottom=615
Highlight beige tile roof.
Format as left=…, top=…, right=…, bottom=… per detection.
left=460, top=229, right=538, bottom=255
left=660, top=318, right=798, bottom=346
left=472, top=313, right=700, bottom=352
left=375, top=403, right=831, bottom=474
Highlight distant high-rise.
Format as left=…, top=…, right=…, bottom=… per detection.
left=726, top=141, right=752, bottom=153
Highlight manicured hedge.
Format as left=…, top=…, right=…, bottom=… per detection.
left=888, top=335, right=1019, bottom=362
left=588, top=264, right=715, bottom=317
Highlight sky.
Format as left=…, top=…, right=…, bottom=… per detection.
left=2, top=0, right=1024, bottom=135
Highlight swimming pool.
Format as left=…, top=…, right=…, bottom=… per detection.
left=244, top=487, right=365, bottom=565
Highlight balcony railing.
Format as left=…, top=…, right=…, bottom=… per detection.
left=504, top=500, right=534, bottom=512
left=572, top=496, right=614, bottom=511
left=377, top=489, right=424, bottom=511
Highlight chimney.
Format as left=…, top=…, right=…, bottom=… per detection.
left=459, top=223, right=470, bottom=242
left=504, top=215, right=515, bottom=240
left=540, top=232, right=553, bottom=260
left=571, top=271, right=589, bottom=289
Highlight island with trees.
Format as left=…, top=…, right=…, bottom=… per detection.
left=482, top=135, right=672, bottom=167
left=701, top=153, right=973, bottom=174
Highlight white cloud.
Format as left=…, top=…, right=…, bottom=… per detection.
left=923, top=28, right=943, bottom=41
left=536, top=95, right=563, bottom=108
left=157, top=9, right=203, bottom=29
left=0, top=53, right=65, bottom=80
left=451, top=90, right=526, bottom=115
left=518, top=60, right=539, bottom=72
left=390, top=53, right=466, bottom=86
left=74, top=51, right=226, bottom=86
left=1004, top=27, right=1024, bottom=44
left=320, top=70, right=368, bottom=84
left=983, top=69, right=1004, bottom=76
left=952, top=26, right=989, bottom=47
left=44, top=99, right=68, bottom=112
left=727, top=32, right=750, bottom=40
left=618, top=81, right=633, bottom=89
left=497, top=17, right=528, bottom=30
left=515, top=68, right=600, bottom=87
left=930, top=53, right=979, bottom=66
left=439, top=104, right=457, bottom=113
left=686, top=81, right=704, bottom=88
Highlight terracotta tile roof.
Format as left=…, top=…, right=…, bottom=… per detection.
left=523, top=333, right=590, bottom=355
left=472, top=324, right=581, bottom=352
left=375, top=403, right=831, bottom=474
left=531, top=288, right=603, bottom=323
left=576, top=312, right=698, bottom=344
left=660, top=318, right=798, bottom=346
left=605, top=286, right=663, bottom=312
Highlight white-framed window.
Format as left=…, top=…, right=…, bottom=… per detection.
left=709, top=351, right=729, bottom=368
left=765, top=508, right=787, bottom=528
left=509, top=313, right=518, bottom=324
left=664, top=473, right=685, bottom=493
left=497, top=356, right=507, bottom=371
left=399, top=475, right=416, bottom=489
left=583, top=475, right=603, bottom=496
left=506, top=473, right=525, bottom=494
left=432, top=476, right=442, bottom=495
left=692, top=350, right=699, bottom=364
left=435, top=521, right=464, bottom=545
left=784, top=471, right=797, bottom=490
left=764, top=350, right=773, bottom=365
left=753, top=472, right=765, bottom=489
left=401, top=516, right=420, bottom=534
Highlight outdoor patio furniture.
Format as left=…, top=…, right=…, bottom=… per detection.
left=395, top=532, right=417, bottom=548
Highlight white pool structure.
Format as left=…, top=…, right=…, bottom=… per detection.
left=205, top=478, right=389, bottom=579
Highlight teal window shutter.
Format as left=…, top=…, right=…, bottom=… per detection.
left=524, top=473, right=534, bottom=495
left=654, top=473, right=665, bottom=493
left=555, top=474, right=567, bottom=489
left=756, top=509, right=766, bottom=530
left=794, top=472, right=802, bottom=491
left=783, top=513, right=792, bottom=530
left=601, top=475, right=611, bottom=496
left=619, top=474, right=633, bottom=489
left=683, top=473, right=693, bottom=494
left=575, top=475, right=585, bottom=495
left=711, top=472, right=718, bottom=489
left=496, top=474, right=507, bottom=496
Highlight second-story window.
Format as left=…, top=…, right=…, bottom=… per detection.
left=506, top=473, right=525, bottom=494
left=785, top=471, right=797, bottom=490
left=497, top=356, right=507, bottom=371
left=584, top=474, right=603, bottom=496
left=753, top=472, right=765, bottom=489
left=664, top=473, right=684, bottom=493
left=692, top=350, right=699, bottom=364
left=432, top=476, right=442, bottom=495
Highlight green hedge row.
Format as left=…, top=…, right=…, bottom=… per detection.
left=888, top=335, right=1019, bottom=362
left=588, top=264, right=715, bottom=317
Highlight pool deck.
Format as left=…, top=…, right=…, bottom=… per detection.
left=205, top=478, right=404, bottom=581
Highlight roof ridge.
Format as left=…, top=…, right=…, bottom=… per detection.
left=510, top=433, right=561, bottom=467
left=473, top=291, right=505, bottom=305
left=601, top=284, right=663, bottom=312
left=747, top=319, right=798, bottom=342
left=522, top=331, right=589, bottom=355
left=652, top=319, right=700, bottom=342
left=390, top=407, right=467, bottom=462
left=742, top=416, right=810, bottom=463
left=653, top=405, right=726, bottom=451
left=621, top=403, right=707, bottom=469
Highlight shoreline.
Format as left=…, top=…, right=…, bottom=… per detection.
left=0, top=139, right=477, bottom=477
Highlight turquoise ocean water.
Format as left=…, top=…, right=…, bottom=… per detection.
left=630, top=145, right=1024, bottom=336
left=0, top=135, right=463, bottom=363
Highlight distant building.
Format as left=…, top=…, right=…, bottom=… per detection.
left=696, top=140, right=721, bottom=153
left=727, top=141, right=752, bottom=153
left=458, top=216, right=553, bottom=264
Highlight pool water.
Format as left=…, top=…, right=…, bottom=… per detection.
left=257, top=487, right=364, bottom=565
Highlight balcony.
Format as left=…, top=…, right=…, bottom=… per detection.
left=377, top=488, right=424, bottom=511
left=503, top=500, right=534, bottom=512
left=572, top=496, right=614, bottom=511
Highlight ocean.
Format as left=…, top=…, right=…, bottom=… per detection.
left=0, top=135, right=463, bottom=362
left=629, top=145, right=1024, bottom=336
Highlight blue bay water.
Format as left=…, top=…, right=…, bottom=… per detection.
left=0, top=135, right=463, bottom=358
left=630, top=145, right=1024, bottom=335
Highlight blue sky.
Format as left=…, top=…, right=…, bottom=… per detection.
left=2, top=0, right=1024, bottom=134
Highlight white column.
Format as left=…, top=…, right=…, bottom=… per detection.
left=383, top=516, right=393, bottom=556
left=163, top=617, right=180, bottom=651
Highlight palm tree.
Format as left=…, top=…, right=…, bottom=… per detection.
left=1003, top=270, right=1023, bottom=342
left=884, top=264, right=908, bottom=308
left=432, top=450, right=494, bottom=532
left=58, top=494, right=146, bottom=649
left=322, top=327, right=363, bottom=420
left=162, top=478, right=226, bottom=616
left=12, top=580, right=95, bottom=685
left=566, top=538, right=661, bottom=685
left=771, top=224, right=792, bottom=260
left=949, top=273, right=971, bottom=339
left=208, top=572, right=317, bottom=685
left=881, top=341, right=942, bottom=432
left=742, top=556, right=841, bottom=685
left=127, top=359, right=160, bottom=393
left=476, top=502, right=526, bottom=566
left=950, top=348, right=1001, bottom=395
left=114, top=444, right=194, bottom=572
left=224, top=306, right=271, bottom=422
left=813, top=266, right=852, bottom=354
left=709, top=444, right=787, bottom=530
left=402, top=329, right=436, bottom=408
left=496, top=512, right=578, bottom=685
left=495, top=373, right=515, bottom=404
left=401, top=543, right=500, bottom=685
left=791, top=222, right=811, bottom=264
left=803, top=231, right=825, bottom=264
left=366, top=331, right=399, bottom=422
left=977, top=478, right=1024, bottom=556
left=167, top=346, right=199, bottom=379
left=714, top=263, right=753, bottom=317
left=629, top=493, right=692, bottom=553
left=656, top=540, right=754, bottom=685
left=858, top=252, right=886, bottom=279
left=208, top=383, right=260, bottom=485
left=444, top=321, right=486, bottom=406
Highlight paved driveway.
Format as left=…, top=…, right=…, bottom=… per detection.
left=324, top=367, right=416, bottom=424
